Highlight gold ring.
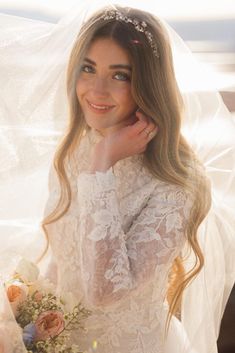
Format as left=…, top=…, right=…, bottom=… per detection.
left=148, top=131, right=155, bottom=139
left=144, top=129, right=151, bottom=136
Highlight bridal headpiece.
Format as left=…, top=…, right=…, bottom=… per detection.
left=100, top=10, right=160, bottom=58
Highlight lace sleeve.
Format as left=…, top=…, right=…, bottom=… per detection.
left=77, top=168, right=193, bottom=308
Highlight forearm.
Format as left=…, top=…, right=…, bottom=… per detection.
left=77, top=169, right=132, bottom=306
left=88, top=140, right=117, bottom=173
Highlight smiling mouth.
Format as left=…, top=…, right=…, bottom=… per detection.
left=87, top=100, right=115, bottom=111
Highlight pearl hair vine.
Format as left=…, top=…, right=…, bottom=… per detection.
left=100, top=10, right=160, bottom=58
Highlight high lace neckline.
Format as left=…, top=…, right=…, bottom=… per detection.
left=86, top=128, right=105, bottom=145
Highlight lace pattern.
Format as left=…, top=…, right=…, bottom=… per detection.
left=44, top=128, right=194, bottom=353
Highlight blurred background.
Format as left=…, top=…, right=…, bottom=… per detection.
left=0, top=1, right=234, bottom=352
left=0, top=0, right=234, bottom=107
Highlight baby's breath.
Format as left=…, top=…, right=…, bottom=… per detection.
left=6, top=260, right=91, bottom=353
left=17, top=292, right=62, bottom=327
left=17, top=292, right=91, bottom=353
left=17, top=290, right=91, bottom=352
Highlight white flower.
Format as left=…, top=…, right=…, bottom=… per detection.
left=15, top=258, right=39, bottom=283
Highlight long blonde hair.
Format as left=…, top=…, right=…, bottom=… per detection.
left=41, top=5, right=211, bottom=330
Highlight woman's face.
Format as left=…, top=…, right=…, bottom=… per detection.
left=76, top=38, right=137, bottom=136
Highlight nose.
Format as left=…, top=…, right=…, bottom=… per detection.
left=92, top=76, right=109, bottom=97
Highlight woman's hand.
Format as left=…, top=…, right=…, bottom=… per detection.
left=89, top=110, right=158, bottom=172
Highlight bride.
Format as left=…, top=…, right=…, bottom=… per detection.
left=0, top=2, right=234, bottom=353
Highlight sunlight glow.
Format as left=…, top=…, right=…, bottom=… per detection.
left=182, top=117, right=235, bottom=147
left=0, top=0, right=235, bottom=19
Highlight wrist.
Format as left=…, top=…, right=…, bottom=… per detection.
left=89, top=142, right=117, bottom=173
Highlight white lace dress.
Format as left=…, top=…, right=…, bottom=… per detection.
left=44, top=128, right=195, bottom=353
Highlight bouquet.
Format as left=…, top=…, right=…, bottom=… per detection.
left=4, top=258, right=92, bottom=353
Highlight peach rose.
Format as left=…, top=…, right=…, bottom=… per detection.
left=6, top=281, right=28, bottom=316
left=35, top=310, right=65, bottom=340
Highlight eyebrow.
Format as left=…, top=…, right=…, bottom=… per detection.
left=84, top=57, right=132, bottom=71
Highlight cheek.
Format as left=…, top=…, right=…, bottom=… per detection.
left=122, top=88, right=136, bottom=112
left=114, top=85, right=135, bottom=105
left=76, top=77, right=89, bottom=99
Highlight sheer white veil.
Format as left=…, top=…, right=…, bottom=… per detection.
left=0, top=1, right=234, bottom=352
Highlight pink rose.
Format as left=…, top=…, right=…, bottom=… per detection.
left=35, top=310, right=65, bottom=340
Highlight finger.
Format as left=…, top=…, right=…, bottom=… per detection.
left=132, top=110, right=155, bottom=135
left=147, top=126, right=158, bottom=140
left=141, top=125, right=158, bottom=140
left=123, top=113, right=139, bottom=127
left=136, top=111, right=157, bottom=131
left=130, top=110, right=157, bottom=136
left=130, top=118, right=148, bottom=134
left=135, top=110, right=149, bottom=124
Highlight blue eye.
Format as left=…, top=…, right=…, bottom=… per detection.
left=114, top=72, right=130, bottom=81
left=81, top=64, right=95, bottom=73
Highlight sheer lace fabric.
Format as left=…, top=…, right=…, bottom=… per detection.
left=44, top=128, right=194, bottom=353
left=0, top=3, right=235, bottom=352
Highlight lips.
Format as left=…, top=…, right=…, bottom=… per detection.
left=87, top=100, right=115, bottom=113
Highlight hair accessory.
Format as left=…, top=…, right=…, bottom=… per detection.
left=100, top=10, right=160, bottom=58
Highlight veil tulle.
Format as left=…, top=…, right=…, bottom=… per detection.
left=0, top=1, right=234, bottom=352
